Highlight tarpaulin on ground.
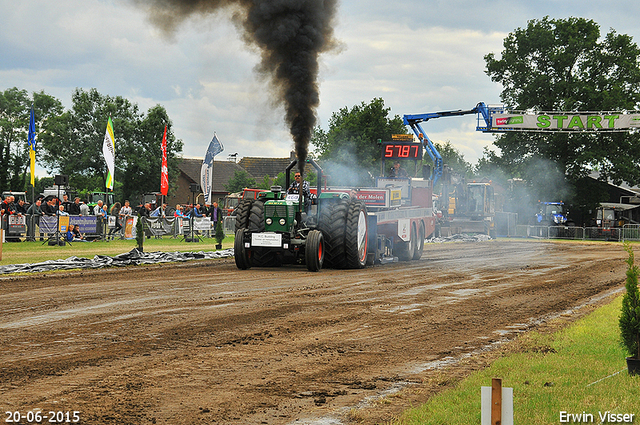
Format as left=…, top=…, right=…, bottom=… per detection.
left=426, top=234, right=492, bottom=244
left=0, top=248, right=234, bottom=275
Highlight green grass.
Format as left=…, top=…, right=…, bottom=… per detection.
left=0, top=235, right=233, bottom=266
left=397, top=296, right=640, bottom=424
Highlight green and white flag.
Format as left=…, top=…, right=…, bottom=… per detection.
left=103, top=117, right=115, bottom=190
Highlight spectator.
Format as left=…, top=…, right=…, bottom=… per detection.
left=79, top=200, right=90, bottom=216
left=120, top=200, right=133, bottom=217
left=16, top=198, right=28, bottom=214
left=211, top=201, right=223, bottom=227
left=68, top=197, right=82, bottom=215
left=139, top=203, right=152, bottom=217
left=189, top=203, right=203, bottom=218
left=93, top=200, right=106, bottom=239
left=71, top=223, right=87, bottom=242
left=150, top=202, right=167, bottom=218
left=174, top=204, right=186, bottom=218
left=65, top=224, right=74, bottom=243
left=43, top=198, right=57, bottom=216
left=108, top=202, right=122, bottom=240
left=2, top=195, right=17, bottom=215
left=61, top=194, right=73, bottom=213
left=58, top=204, right=69, bottom=216
left=26, top=199, right=43, bottom=241
left=93, top=200, right=105, bottom=217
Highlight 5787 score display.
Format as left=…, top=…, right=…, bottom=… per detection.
left=382, top=142, right=422, bottom=160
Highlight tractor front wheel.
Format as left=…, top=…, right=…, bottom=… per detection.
left=305, top=230, right=324, bottom=272
left=234, top=228, right=251, bottom=269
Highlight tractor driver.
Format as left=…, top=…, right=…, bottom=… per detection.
left=288, top=172, right=313, bottom=211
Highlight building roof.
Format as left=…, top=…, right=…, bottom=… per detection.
left=588, top=171, right=640, bottom=195
left=179, top=158, right=253, bottom=193
left=238, top=155, right=294, bottom=179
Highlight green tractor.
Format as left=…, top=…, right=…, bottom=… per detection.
left=234, top=159, right=369, bottom=272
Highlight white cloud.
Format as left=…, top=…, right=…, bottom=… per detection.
left=1, top=0, right=639, bottom=180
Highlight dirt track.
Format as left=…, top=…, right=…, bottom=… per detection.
left=0, top=240, right=627, bottom=424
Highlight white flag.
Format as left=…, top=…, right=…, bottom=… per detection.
left=103, top=117, right=115, bottom=190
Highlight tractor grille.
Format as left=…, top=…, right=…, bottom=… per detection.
left=265, top=204, right=293, bottom=221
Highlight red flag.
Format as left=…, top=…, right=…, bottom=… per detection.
left=160, top=125, right=168, bottom=196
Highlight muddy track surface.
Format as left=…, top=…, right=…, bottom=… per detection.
left=0, top=241, right=627, bottom=424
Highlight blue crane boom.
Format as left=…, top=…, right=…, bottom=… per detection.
left=403, top=102, right=504, bottom=184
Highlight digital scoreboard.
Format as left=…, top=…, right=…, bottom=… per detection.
left=381, top=142, right=422, bottom=160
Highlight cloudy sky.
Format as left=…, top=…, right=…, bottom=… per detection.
left=2, top=0, right=639, bottom=176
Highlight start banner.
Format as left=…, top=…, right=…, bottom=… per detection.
left=492, top=113, right=640, bottom=131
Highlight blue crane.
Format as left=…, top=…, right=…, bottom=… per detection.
left=403, top=102, right=504, bottom=184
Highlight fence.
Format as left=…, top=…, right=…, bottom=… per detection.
left=2, top=214, right=233, bottom=241
left=509, top=225, right=640, bottom=242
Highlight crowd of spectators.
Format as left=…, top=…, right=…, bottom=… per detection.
left=1, top=192, right=227, bottom=242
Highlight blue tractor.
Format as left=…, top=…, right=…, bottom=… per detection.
left=535, top=201, right=574, bottom=227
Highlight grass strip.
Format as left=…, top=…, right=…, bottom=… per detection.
left=397, top=296, right=640, bottom=424
left=0, top=235, right=232, bottom=267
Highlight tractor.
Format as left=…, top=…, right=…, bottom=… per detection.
left=234, top=158, right=368, bottom=272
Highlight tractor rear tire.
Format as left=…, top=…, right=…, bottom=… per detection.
left=234, top=199, right=253, bottom=232
left=318, top=197, right=350, bottom=269
left=305, top=230, right=324, bottom=272
left=345, top=199, right=368, bottom=269
left=234, top=229, right=251, bottom=270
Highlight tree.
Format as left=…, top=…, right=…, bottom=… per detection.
left=312, top=98, right=407, bottom=186
left=38, top=88, right=183, bottom=202
left=0, top=88, right=63, bottom=191
left=484, top=17, right=640, bottom=189
left=257, top=175, right=272, bottom=190
left=225, top=169, right=256, bottom=193
left=119, top=104, right=183, bottom=203
left=435, top=141, right=473, bottom=178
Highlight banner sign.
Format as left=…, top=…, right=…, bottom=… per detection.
left=59, top=216, right=69, bottom=232
left=144, top=217, right=176, bottom=237
left=492, top=113, right=640, bottom=131
left=40, top=216, right=98, bottom=234
left=7, top=215, right=26, bottom=234
left=124, top=217, right=135, bottom=239
left=192, top=217, right=213, bottom=231
left=201, top=134, right=224, bottom=205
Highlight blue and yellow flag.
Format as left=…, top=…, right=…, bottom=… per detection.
left=27, top=105, right=36, bottom=186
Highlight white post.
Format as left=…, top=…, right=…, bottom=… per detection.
left=481, top=378, right=513, bottom=425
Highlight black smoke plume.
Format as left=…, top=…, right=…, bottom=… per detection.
left=132, top=0, right=339, bottom=174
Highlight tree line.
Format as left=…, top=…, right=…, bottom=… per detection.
left=0, top=87, right=183, bottom=203
left=309, top=17, right=640, bottom=223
